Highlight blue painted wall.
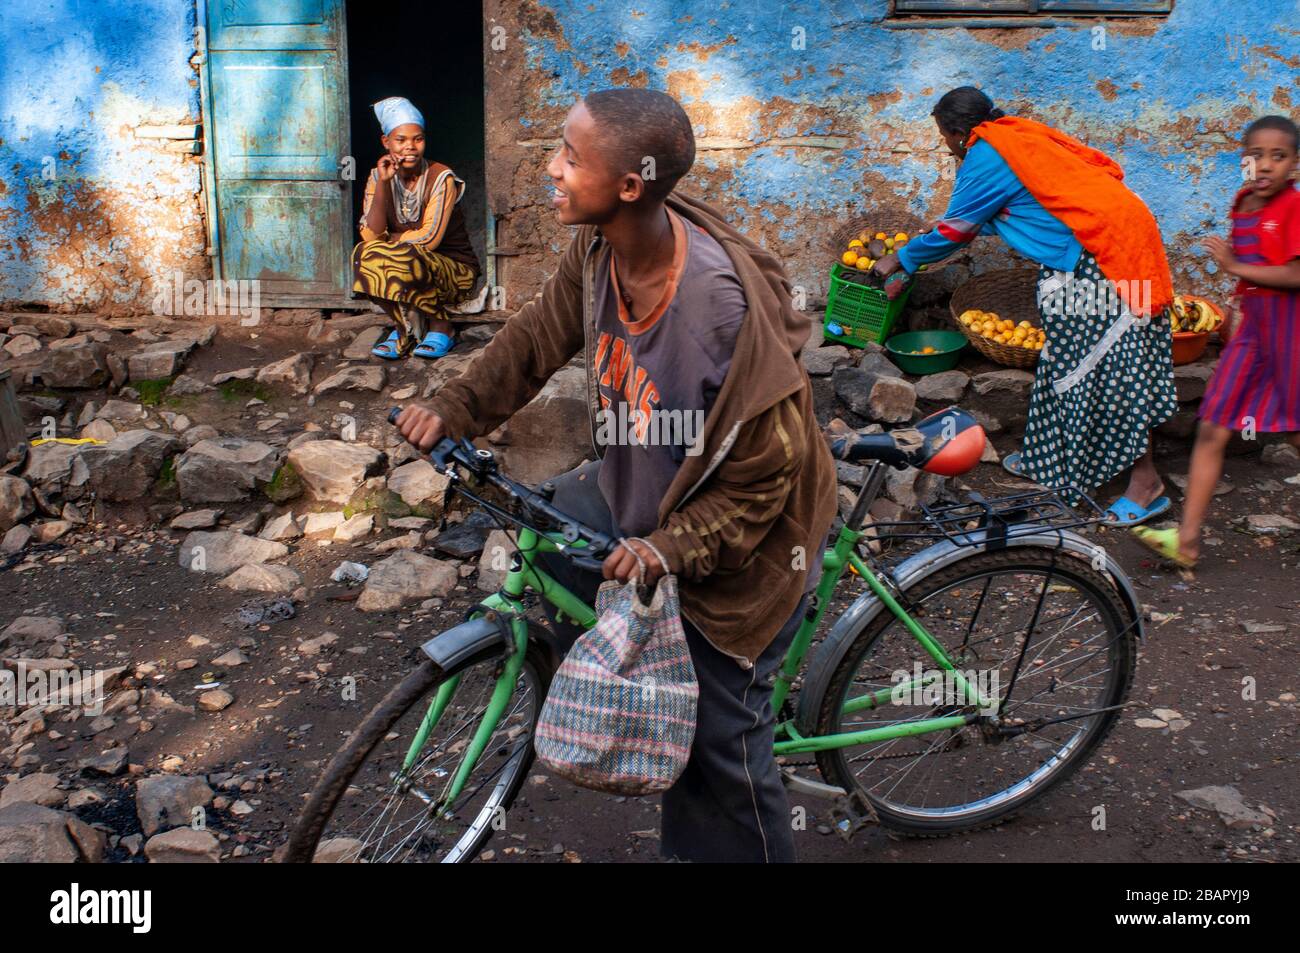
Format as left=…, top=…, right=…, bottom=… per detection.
left=1, top=1, right=1297, bottom=312
left=488, top=0, right=1300, bottom=306
left=0, top=0, right=205, bottom=314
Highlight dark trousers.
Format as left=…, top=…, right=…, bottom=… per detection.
left=535, top=461, right=800, bottom=863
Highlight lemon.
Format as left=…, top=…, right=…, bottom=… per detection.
left=856, top=257, right=872, bottom=271
left=848, top=239, right=864, bottom=249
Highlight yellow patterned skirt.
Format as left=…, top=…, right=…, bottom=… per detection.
left=352, top=240, right=477, bottom=342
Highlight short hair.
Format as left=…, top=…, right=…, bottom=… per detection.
left=1243, top=115, right=1299, bottom=151
left=932, top=87, right=1006, bottom=140
left=582, top=88, right=695, bottom=201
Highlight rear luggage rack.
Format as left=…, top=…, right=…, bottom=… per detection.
left=872, top=486, right=1106, bottom=552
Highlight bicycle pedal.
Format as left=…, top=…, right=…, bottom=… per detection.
left=829, top=791, right=879, bottom=843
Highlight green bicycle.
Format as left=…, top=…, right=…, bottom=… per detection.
left=284, top=407, right=1142, bottom=863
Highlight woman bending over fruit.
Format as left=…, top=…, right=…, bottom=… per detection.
left=874, top=87, right=1178, bottom=525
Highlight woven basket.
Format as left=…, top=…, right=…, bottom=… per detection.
left=949, top=269, right=1043, bottom=369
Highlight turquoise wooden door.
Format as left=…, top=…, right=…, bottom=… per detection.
left=204, top=0, right=352, bottom=305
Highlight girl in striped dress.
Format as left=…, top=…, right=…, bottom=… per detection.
left=1135, top=116, right=1300, bottom=567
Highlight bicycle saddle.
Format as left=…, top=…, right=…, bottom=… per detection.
left=830, top=407, right=986, bottom=477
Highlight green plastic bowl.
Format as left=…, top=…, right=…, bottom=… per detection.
left=884, top=330, right=967, bottom=375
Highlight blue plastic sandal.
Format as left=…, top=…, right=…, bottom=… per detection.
left=413, top=331, right=454, bottom=360
left=371, top=330, right=408, bottom=361
left=1104, top=494, right=1171, bottom=527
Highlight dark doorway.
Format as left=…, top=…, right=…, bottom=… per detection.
left=345, top=2, right=486, bottom=293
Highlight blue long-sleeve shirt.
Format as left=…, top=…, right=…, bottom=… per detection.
left=897, top=140, right=1082, bottom=275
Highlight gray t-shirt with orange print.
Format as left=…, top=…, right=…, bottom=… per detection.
left=592, top=210, right=747, bottom=539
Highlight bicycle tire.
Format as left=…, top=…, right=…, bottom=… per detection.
left=812, top=546, right=1137, bottom=837
left=283, top=629, right=554, bottom=863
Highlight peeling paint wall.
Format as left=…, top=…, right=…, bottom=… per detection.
left=484, top=0, right=1300, bottom=311
left=0, top=0, right=207, bottom=315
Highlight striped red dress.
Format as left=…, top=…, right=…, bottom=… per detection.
left=1199, top=185, right=1300, bottom=433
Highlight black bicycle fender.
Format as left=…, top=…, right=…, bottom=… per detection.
left=420, top=616, right=510, bottom=671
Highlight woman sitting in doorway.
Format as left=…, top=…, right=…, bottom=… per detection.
left=354, top=96, right=480, bottom=360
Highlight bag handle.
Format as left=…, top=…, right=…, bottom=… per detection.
left=617, top=537, right=660, bottom=605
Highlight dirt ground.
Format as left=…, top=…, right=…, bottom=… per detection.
left=1, top=317, right=1296, bottom=863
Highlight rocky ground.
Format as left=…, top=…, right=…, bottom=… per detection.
left=0, top=308, right=1296, bottom=863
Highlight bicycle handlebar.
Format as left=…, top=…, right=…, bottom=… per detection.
left=387, top=407, right=615, bottom=573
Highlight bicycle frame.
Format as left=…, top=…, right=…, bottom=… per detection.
left=399, top=460, right=1000, bottom=810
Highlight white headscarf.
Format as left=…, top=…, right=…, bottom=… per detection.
left=373, top=97, right=425, bottom=136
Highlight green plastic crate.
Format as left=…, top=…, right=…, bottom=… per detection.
left=824, top=261, right=913, bottom=348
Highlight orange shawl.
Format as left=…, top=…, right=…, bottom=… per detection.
left=968, top=117, right=1173, bottom=316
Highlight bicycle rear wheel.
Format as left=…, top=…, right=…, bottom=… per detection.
left=812, top=547, right=1137, bottom=835
left=283, top=630, right=553, bottom=863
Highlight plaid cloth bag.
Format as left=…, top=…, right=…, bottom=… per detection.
left=535, top=572, right=699, bottom=796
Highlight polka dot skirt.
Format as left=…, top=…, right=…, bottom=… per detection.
left=1021, top=252, right=1178, bottom=501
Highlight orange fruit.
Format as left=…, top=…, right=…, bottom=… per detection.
left=848, top=239, right=864, bottom=249
left=842, top=250, right=859, bottom=266
left=875, top=232, right=887, bottom=240
left=855, top=257, right=871, bottom=271
left=895, top=232, right=909, bottom=243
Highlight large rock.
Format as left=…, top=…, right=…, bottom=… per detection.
left=0, top=476, right=35, bottom=532
left=175, top=437, right=283, bottom=503
left=343, top=327, right=385, bottom=359
left=258, top=512, right=303, bottom=541
left=357, top=550, right=459, bottom=612
left=497, top=366, right=590, bottom=484
left=256, top=352, right=315, bottom=395
left=67, top=430, right=182, bottom=502
left=287, top=441, right=386, bottom=503
left=1175, top=785, right=1271, bottom=830
left=914, top=370, right=970, bottom=404
left=178, top=530, right=289, bottom=574
left=135, top=775, right=215, bottom=836
left=170, top=509, right=222, bottom=530
left=313, top=365, right=386, bottom=395
left=386, top=460, right=450, bottom=510
left=144, top=827, right=220, bottom=863
left=1, top=615, right=65, bottom=645
left=1, top=525, right=31, bottom=555
left=802, top=345, right=852, bottom=376
left=971, top=369, right=1036, bottom=398
left=128, top=341, right=193, bottom=380
left=1173, top=362, right=1215, bottom=403
left=832, top=366, right=873, bottom=417
left=38, top=342, right=109, bottom=389
left=0, top=773, right=66, bottom=809
left=5, top=334, right=41, bottom=357
left=0, top=802, right=104, bottom=862
left=868, top=377, right=917, bottom=424
left=168, top=374, right=213, bottom=397
left=21, top=441, right=81, bottom=488
left=95, top=399, right=147, bottom=423
left=218, top=563, right=301, bottom=593
left=476, top=529, right=515, bottom=593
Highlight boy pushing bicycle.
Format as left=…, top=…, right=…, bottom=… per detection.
left=395, top=88, right=836, bottom=862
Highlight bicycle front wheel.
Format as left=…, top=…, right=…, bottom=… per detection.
left=813, top=547, right=1137, bottom=836
left=283, top=631, right=552, bottom=863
